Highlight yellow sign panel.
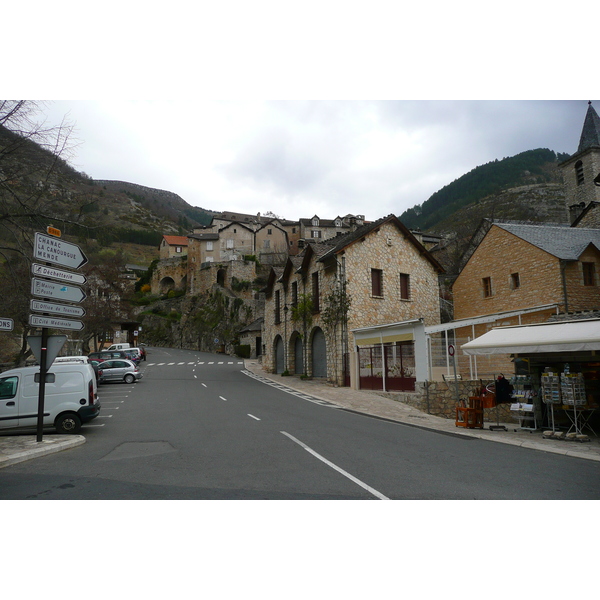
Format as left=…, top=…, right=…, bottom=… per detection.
left=47, top=226, right=61, bottom=237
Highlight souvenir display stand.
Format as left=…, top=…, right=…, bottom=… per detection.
left=541, top=372, right=561, bottom=431
left=509, top=375, right=541, bottom=431
left=561, top=372, right=597, bottom=436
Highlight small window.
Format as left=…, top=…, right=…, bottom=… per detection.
left=583, top=262, right=596, bottom=286
left=510, top=272, right=520, bottom=289
left=400, top=273, right=410, bottom=300
left=206, top=241, right=213, bottom=251
left=312, top=272, right=320, bottom=312
left=263, top=239, right=271, bottom=249
left=275, top=290, right=281, bottom=324
left=226, top=239, right=234, bottom=249
left=371, top=269, right=383, bottom=297
left=482, top=277, right=493, bottom=298
left=291, top=281, right=298, bottom=307
left=292, top=227, right=296, bottom=234
left=575, top=160, right=584, bottom=186
left=268, top=228, right=272, bottom=235
left=311, top=230, right=321, bottom=238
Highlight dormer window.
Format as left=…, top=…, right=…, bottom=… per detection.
left=312, top=217, right=319, bottom=227
left=575, top=160, right=585, bottom=185
left=335, top=219, right=342, bottom=227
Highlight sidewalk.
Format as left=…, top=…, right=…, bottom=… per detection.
left=243, top=359, right=600, bottom=463
left=0, top=434, right=85, bottom=469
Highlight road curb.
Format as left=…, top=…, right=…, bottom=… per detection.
left=0, top=435, right=86, bottom=469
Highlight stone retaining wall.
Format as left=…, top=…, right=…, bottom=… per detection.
left=374, top=378, right=519, bottom=423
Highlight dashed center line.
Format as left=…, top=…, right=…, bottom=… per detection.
left=247, top=414, right=261, bottom=421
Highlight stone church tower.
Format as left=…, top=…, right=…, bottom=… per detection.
left=560, top=102, right=600, bottom=226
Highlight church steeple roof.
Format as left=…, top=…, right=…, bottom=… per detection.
left=578, top=101, right=600, bottom=152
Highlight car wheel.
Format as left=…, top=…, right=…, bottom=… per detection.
left=124, top=374, right=135, bottom=384
left=55, top=413, right=82, bottom=434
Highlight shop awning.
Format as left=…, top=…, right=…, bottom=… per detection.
left=461, top=319, right=600, bottom=355
left=352, top=319, right=421, bottom=347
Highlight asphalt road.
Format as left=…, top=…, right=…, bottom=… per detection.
left=1, top=347, right=599, bottom=499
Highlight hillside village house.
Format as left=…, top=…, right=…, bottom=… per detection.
left=262, top=215, right=444, bottom=390
left=159, top=235, right=188, bottom=260
left=298, top=214, right=365, bottom=244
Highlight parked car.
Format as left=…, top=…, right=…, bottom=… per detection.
left=0, top=363, right=100, bottom=433
left=97, top=359, right=142, bottom=384
left=107, top=343, right=130, bottom=351
left=88, top=350, right=140, bottom=364
left=125, top=348, right=144, bottom=363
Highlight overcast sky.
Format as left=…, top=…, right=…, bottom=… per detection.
left=38, top=100, right=594, bottom=222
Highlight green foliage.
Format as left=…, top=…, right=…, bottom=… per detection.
left=231, top=276, right=251, bottom=292
left=291, top=294, right=313, bottom=327
left=322, top=288, right=352, bottom=331
left=399, top=148, right=565, bottom=230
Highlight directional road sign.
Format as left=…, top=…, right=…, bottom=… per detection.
left=30, top=299, right=86, bottom=318
left=32, top=263, right=87, bottom=285
left=0, top=317, right=14, bottom=331
left=34, top=232, right=88, bottom=269
left=29, top=314, right=84, bottom=331
left=31, top=278, right=86, bottom=303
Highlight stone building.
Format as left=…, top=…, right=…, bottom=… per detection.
left=449, top=103, right=600, bottom=379
left=561, top=102, right=600, bottom=215
left=159, top=235, right=188, bottom=260
left=262, top=214, right=444, bottom=388
left=298, top=214, right=365, bottom=245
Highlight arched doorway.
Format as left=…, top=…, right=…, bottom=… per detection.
left=217, top=268, right=226, bottom=287
left=159, top=276, right=175, bottom=294
left=274, top=336, right=284, bottom=374
left=311, top=328, right=327, bottom=377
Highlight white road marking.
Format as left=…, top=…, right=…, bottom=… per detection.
left=178, top=362, right=185, bottom=365
left=97, top=415, right=113, bottom=418
left=248, top=414, right=261, bottom=420
left=280, top=431, right=389, bottom=500
left=188, top=362, right=195, bottom=365
left=208, top=362, right=214, bottom=364
left=218, top=361, right=224, bottom=364
left=168, top=362, right=175, bottom=365
left=201, top=383, right=207, bottom=388
left=85, top=424, right=105, bottom=428
left=194, top=375, right=197, bottom=379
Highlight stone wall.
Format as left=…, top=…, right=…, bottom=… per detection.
left=453, top=225, right=564, bottom=319
left=560, top=149, right=600, bottom=208
left=375, top=378, right=519, bottom=423
left=151, top=256, right=188, bottom=294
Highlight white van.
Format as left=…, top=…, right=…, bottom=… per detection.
left=0, top=363, right=100, bottom=434
left=107, top=343, right=130, bottom=351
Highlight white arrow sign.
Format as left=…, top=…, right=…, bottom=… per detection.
left=30, top=299, right=86, bottom=318
left=29, top=314, right=84, bottom=331
left=0, top=317, right=14, bottom=331
left=34, top=232, right=88, bottom=269
left=31, top=278, right=87, bottom=303
left=32, top=263, right=87, bottom=285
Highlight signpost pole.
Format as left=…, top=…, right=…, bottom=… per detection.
left=36, top=327, right=49, bottom=442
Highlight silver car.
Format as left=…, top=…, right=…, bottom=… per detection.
left=97, top=359, right=142, bottom=384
